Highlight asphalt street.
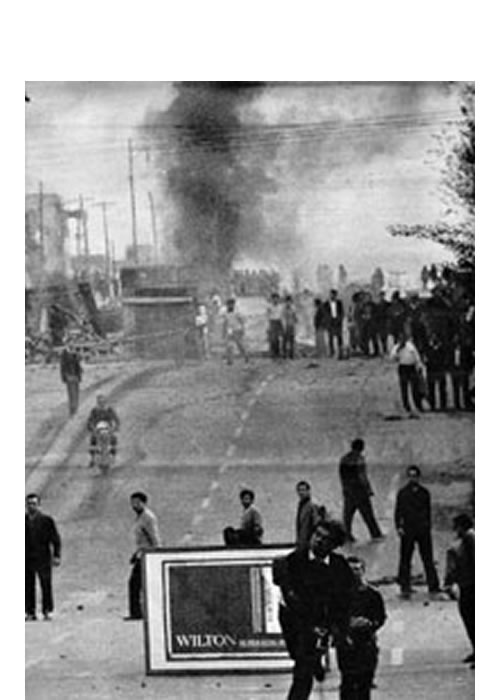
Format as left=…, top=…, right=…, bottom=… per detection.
left=25, top=304, right=474, bottom=699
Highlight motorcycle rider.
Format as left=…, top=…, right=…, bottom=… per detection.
left=87, top=394, right=120, bottom=467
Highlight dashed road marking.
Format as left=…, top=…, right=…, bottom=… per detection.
left=391, top=648, right=404, bottom=665
left=182, top=369, right=276, bottom=542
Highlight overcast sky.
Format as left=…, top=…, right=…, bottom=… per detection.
left=25, top=81, right=463, bottom=286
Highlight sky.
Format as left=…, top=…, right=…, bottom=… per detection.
left=25, top=81, right=464, bottom=287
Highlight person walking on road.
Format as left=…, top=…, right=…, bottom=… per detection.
left=25, top=493, right=61, bottom=621
left=273, top=519, right=355, bottom=700
left=295, top=481, right=323, bottom=550
left=394, top=466, right=441, bottom=599
left=335, top=555, right=387, bottom=700
left=60, top=337, right=83, bottom=416
left=339, top=439, right=384, bottom=543
left=125, top=492, right=161, bottom=621
left=223, top=488, right=264, bottom=546
left=222, top=298, right=249, bottom=365
left=444, top=513, right=475, bottom=666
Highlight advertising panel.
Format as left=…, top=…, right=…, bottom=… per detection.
left=143, top=545, right=293, bottom=674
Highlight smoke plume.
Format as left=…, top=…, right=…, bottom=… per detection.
left=143, top=82, right=277, bottom=285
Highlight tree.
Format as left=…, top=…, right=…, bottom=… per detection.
left=389, top=83, right=474, bottom=269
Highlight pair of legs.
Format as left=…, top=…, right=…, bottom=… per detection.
left=450, top=370, right=473, bottom=410
left=337, top=644, right=378, bottom=699
left=343, top=493, right=383, bottom=540
left=427, top=370, right=448, bottom=410
left=397, top=365, right=423, bottom=412
left=128, top=559, right=143, bottom=619
left=225, top=332, right=249, bottom=364
left=327, top=322, right=343, bottom=357
left=268, top=321, right=284, bottom=359
left=65, top=377, right=80, bottom=416
left=279, top=605, right=323, bottom=700
left=458, top=585, right=474, bottom=653
left=360, top=323, right=378, bottom=356
left=398, top=530, right=440, bottom=594
left=315, top=329, right=327, bottom=358
left=26, top=564, right=53, bottom=618
left=283, top=327, right=296, bottom=359
left=223, top=526, right=261, bottom=546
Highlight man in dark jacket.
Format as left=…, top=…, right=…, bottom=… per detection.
left=339, top=439, right=384, bottom=542
left=424, top=333, right=448, bottom=411
left=295, top=481, right=323, bottom=550
left=324, top=289, right=344, bottom=358
left=336, top=556, right=387, bottom=699
left=394, top=466, right=440, bottom=598
left=59, top=338, right=83, bottom=416
left=444, top=513, right=475, bottom=665
left=25, top=493, right=61, bottom=621
left=274, top=519, right=355, bottom=700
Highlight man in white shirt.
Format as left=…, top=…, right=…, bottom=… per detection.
left=390, top=333, right=424, bottom=416
left=125, top=491, right=161, bottom=621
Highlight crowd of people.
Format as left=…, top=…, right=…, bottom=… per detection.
left=27, top=268, right=474, bottom=699
left=220, top=441, right=474, bottom=699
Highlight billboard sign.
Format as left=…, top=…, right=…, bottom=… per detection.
left=143, top=545, right=293, bottom=674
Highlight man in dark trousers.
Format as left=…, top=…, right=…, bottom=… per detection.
left=336, top=556, right=387, bottom=700
left=125, top=492, right=161, bottom=621
left=424, top=333, right=448, bottom=411
left=394, top=465, right=441, bottom=598
left=295, top=481, right=323, bottom=550
left=59, top=337, right=83, bottom=416
left=444, top=513, right=475, bottom=666
left=274, top=519, right=355, bottom=700
left=25, top=493, right=61, bottom=621
left=324, top=289, right=344, bottom=358
left=339, top=439, right=384, bottom=542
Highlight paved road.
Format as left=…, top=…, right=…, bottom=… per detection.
left=25, top=348, right=474, bottom=699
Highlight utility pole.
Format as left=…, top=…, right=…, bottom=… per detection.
left=148, top=190, right=159, bottom=263
left=38, top=181, right=45, bottom=267
left=128, top=139, right=138, bottom=264
left=79, top=194, right=90, bottom=274
left=93, top=201, right=115, bottom=296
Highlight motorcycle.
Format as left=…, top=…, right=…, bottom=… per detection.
left=92, top=421, right=116, bottom=473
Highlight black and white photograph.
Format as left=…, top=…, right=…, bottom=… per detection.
left=25, top=80, right=475, bottom=699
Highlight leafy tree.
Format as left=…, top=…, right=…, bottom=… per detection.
left=389, top=83, right=474, bottom=268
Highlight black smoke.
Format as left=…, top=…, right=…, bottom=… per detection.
left=143, top=82, right=277, bottom=285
